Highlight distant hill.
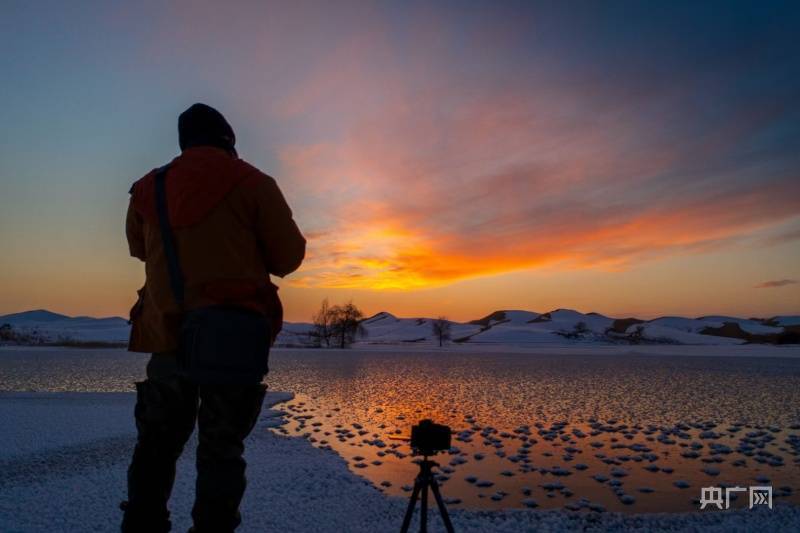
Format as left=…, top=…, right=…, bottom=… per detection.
left=298, top=308, right=799, bottom=347
left=0, top=309, right=72, bottom=323
left=0, top=310, right=130, bottom=346
left=1, top=308, right=798, bottom=347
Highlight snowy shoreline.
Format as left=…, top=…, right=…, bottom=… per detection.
left=2, top=343, right=800, bottom=358
left=287, top=343, right=800, bottom=358
left=1, top=392, right=798, bottom=532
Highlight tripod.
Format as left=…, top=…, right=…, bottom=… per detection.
left=400, top=457, right=455, bottom=533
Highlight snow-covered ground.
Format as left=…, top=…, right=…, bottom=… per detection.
left=0, top=310, right=130, bottom=344
left=1, top=392, right=798, bottom=532
left=1, top=308, right=798, bottom=349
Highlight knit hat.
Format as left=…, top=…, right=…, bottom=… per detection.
left=178, top=103, right=236, bottom=154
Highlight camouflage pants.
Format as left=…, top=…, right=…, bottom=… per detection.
left=122, top=354, right=266, bottom=533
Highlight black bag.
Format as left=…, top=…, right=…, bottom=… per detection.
left=154, top=165, right=270, bottom=385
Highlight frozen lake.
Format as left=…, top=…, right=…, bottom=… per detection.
left=1, top=346, right=799, bottom=513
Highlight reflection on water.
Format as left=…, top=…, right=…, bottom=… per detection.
left=265, top=350, right=800, bottom=512
left=1, top=347, right=799, bottom=512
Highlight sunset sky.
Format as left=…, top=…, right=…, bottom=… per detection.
left=1, top=1, right=798, bottom=322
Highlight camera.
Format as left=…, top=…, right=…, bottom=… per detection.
left=410, top=419, right=451, bottom=456
left=401, top=420, right=456, bottom=532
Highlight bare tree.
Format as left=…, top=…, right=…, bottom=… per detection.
left=310, top=299, right=334, bottom=348
left=573, top=321, right=589, bottom=336
left=329, top=301, right=367, bottom=348
left=557, top=320, right=591, bottom=340
left=0, top=324, right=14, bottom=342
left=629, top=324, right=645, bottom=344
left=431, top=316, right=451, bottom=347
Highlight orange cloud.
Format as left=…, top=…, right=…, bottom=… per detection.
left=265, top=10, right=800, bottom=292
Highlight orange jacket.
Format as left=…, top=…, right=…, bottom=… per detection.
left=126, top=146, right=305, bottom=353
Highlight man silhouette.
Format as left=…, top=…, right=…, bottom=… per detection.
left=122, top=103, right=305, bottom=532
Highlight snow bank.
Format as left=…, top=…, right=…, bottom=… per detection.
left=696, top=316, right=784, bottom=335
left=3, top=308, right=797, bottom=348
left=770, top=315, right=800, bottom=327
left=466, top=325, right=566, bottom=344
left=530, top=309, right=613, bottom=333
left=362, top=313, right=480, bottom=345
left=1, top=392, right=798, bottom=532
left=0, top=311, right=130, bottom=344
left=625, top=324, right=744, bottom=345
left=647, top=317, right=721, bottom=333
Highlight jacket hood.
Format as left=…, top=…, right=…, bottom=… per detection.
left=130, top=146, right=260, bottom=228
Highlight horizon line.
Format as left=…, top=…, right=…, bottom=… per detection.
left=2, top=306, right=797, bottom=325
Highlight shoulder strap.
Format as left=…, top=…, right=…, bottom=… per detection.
left=154, top=165, right=185, bottom=309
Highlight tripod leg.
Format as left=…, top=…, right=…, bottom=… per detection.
left=400, top=480, right=421, bottom=533
left=430, top=481, right=455, bottom=533
left=420, top=479, right=428, bottom=533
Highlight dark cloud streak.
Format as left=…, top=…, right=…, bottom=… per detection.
left=754, top=279, right=798, bottom=289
